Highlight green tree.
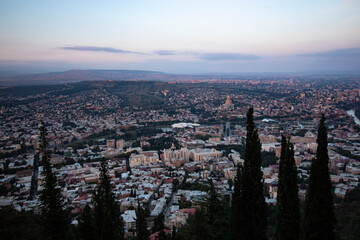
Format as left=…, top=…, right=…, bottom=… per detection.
left=172, top=178, right=180, bottom=193
left=304, top=116, right=336, bottom=240
left=152, top=212, right=165, bottom=233
left=136, top=203, right=149, bottom=240
left=175, top=207, right=212, bottom=240
left=29, top=154, right=39, bottom=199
left=38, top=122, right=69, bottom=240
left=227, top=178, right=233, bottom=190
left=275, top=136, right=300, bottom=240
left=230, top=165, right=243, bottom=240
left=241, top=107, right=267, bottom=240
left=94, top=158, right=124, bottom=240
left=172, top=226, right=177, bottom=240
left=157, top=229, right=168, bottom=240
left=78, top=204, right=95, bottom=240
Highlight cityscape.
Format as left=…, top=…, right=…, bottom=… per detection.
left=1, top=1, right=360, bottom=240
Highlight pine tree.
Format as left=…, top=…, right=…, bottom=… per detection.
left=38, top=122, right=69, bottom=240
left=304, top=115, right=336, bottom=240
left=94, top=158, right=124, bottom=240
left=275, top=137, right=300, bottom=240
left=136, top=203, right=149, bottom=240
left=241, top=107, right=267, bottom=240
left=230, top=165, right=243, bottom=240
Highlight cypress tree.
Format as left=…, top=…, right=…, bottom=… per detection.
left=152, top=212, right=165, bottom=233
left=94, top=158, right=124, bottom=240
left=304, top=115, right=336, bottom=239
left=29, top=153, right=39, bottom=199
left=242, top=107, right=267, bottom=240
left=136, top=203, right=149, bottom=240
left=38, top=122, right=69, bottom=240
left=275, top=137, right=300, bottom=240
left=172, top=225, right=176, bottom=240
left=230, top=165, right=243, bottom=240
left=199, top=179, right=229, bottom=239
left=78, top=204, right=95, bottom=240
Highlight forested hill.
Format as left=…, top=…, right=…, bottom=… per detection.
left=0, top=80, right=192, bottom=109
left=0, top=69, right=210, bottom=86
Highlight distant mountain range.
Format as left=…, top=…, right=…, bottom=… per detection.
left=0, top=69, right=211, bottom=86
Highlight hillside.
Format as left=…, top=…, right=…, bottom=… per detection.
left=0, top=69, right=210, bottom=86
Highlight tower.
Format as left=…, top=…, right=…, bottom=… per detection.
left=224, top=122, right=231, bottom=138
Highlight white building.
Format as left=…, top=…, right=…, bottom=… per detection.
left=129, top=151, right=159, bottom=167
left=121, top=210, right=136, bottom=230
left=163, top=147, right=190, bottom=165
left=189, top=148, right=222, bottom=162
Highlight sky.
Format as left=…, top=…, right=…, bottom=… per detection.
left=0, top=0, right=359, bottom=74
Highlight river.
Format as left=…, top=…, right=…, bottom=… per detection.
left=346, top=109, right=360, bottom=125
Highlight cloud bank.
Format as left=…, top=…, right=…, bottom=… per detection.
left=298, top=48, right=360, bottom=58
left=61, top=46, right=145, bottom=55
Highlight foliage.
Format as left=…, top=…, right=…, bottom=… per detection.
left=78, top=204, right=96, bottom=240
left=176, top=180, right=229, bottom=240
left=335, top=185, right=360, bottom=240
left=29, top=153, right=39, bottom=199
left=261, top=151, right=278, bottom=167
left=304, top=116, right=336, bottom=240
left=0, top=206, right=45, bottom=240
left=334, top=147, right=360, bottom=161
left=152, top=213, right=165, bottom=233
left=241, top=107, right=267, bottom=240
left=93, top=158, right=124, bottom=240
left=194, top=134, right=212, bottom=141
left=136, top=203, right=150, bottom=240
left=85, top=129, right=116, bottom=140
left=179, top=181, right=210, bottom=192
left=38, top=122, right=70, bottom=240
left=230, top=165, right=243, bottom=240
left=275, top=136, right=300, bottom=240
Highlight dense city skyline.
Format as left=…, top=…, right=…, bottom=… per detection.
left=1, top=0, right=360, bottom=74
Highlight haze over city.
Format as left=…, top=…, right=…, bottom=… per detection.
left=1, top=1, right=360, bottom=240
left=1, top=0, right=360, bottom=74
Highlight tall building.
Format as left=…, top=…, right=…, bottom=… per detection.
left=129, top=151, right=159, bottom=167
left=189, top=148, right=222, bottom=162
left=163, top=147, right=190, bottom=166
left=224, top=122, right=231, bottom=138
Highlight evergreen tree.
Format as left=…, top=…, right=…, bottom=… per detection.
left=157, top=229, right=168, bottom=240
left=275, top=137, right=300, bottom=240
left=78, top=204, right=95, bottom=240
left=172, top=226, right=177, bottom=240
left=241, top=107, right=267, bottom=240
left=202, top=179, right=228, bottom=240
left=38, top=122, right=69, bottom=240
left=29, top=153, right=39, bottom=199
left=94, top=158, right=124, bottom=240
left=152, top=212, right=165, bottom=233
left=136, top=203, right=149, bottom=240
left=304, top=116, right=336, bottom=240
left=175, top=207, right=213, bottom=240
left=230, top=165, right=243, bottom=240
